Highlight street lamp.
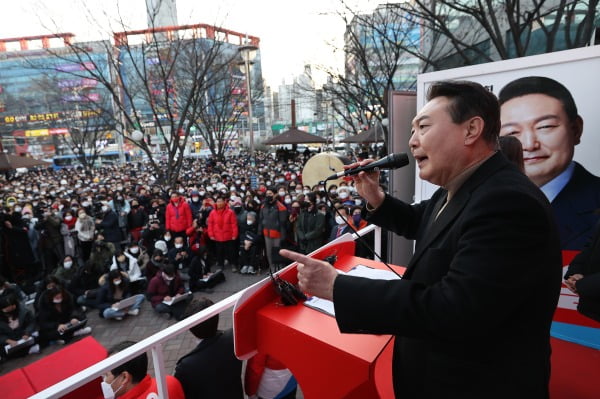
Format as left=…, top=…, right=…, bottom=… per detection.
left=238, top=44, right=257, bottom=157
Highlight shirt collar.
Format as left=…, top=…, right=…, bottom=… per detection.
left=444, top=151, right=496, bottom=201
left=540, top=161, right=575, bottom=202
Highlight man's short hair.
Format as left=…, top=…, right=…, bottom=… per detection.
left=108, top=341, right=147, bottom=383
left=498, top=76, right=578, bottom=122
left=427, top=80, right=500, bottom=144
left=183, top=297, right=219, bottom=339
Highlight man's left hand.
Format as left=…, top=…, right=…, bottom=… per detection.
left=279, top=249, right=338, bottom=300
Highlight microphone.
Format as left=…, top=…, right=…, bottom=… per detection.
left=325, top=152, right=409, bottom=181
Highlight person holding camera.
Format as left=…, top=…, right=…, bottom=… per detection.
left=96, top=202, right=122, bottom=250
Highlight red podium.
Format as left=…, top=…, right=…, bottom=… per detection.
left=234, top=239, right=404, bottom=398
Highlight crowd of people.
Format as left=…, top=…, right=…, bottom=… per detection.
left=0, top=150, right=373, bottom=364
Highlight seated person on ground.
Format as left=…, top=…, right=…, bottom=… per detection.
left=97, top=269, right=145, bottom=320
left=37, top=285, right=91, bottom=346
left=0, top=292, right=39, bottom=359
left=146, top=264, right=190, bottom=320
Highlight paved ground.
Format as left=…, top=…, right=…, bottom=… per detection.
left=0, top=268, right=270, bottom=388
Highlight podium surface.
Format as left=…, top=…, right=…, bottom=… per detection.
left=234, top=240, right=404, bottom=398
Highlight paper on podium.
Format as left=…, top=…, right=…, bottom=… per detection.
left=303, top=265, right=401, bottom=317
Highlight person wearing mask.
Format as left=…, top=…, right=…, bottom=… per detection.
left=127, top=199, right=147, bottom=244
left=61, top=210, right=77, bottom=257
left=126, top=243, right=150, bottom=279
left=174, top=298, right=244, bottom=399
left=146, top=264, right=189, bottom=320
left=281, top=81, right=562, bottom=398
left=0, top=293, right=39, bottom=359
left=109, top=192, right=131, bottom=244
left=295, top=192, right=326, bottom=254
left=188, top=190, right=202, bottom=219
left=97, top=269, right=145, bottom=320
left=239, top=211, right=260, bottom=275
left=257, top=188, right=289, bottom=269
left=89, top=233, right=116, bottom=275
left=165, top=192, right=192, bottom=239
left=96, top=202, right=122, bottom=250
left=231, top=197, right=247, bottom=270
left=100, top=340, right=185, bottom=399
left=37, top=285, right=91, bottom=346
left=52, top=255, right=78, bottom=285
left=145, top=249, right=166, bottom=281
left=38, top=207, right=64, bottom=274
left=329, top=205, right=355, bottom=241
left=111, top=251, right=145, bottom=294
left=168, top=236, right=192, bottom=279
left=140, top=219, right=164, bottom=254
left=207, top=196, right=239, bottom=272
left=75, top=208, right=95, bottom=262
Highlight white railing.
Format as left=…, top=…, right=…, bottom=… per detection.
left=30, top=226, right=381, bottom=399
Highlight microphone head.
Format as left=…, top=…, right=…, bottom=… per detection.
left=386, top=153, right=410, bottom=168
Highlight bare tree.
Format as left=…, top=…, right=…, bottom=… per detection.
left=319, top=0, right=597, bottom=145
left=190, top=54, right=263, bottom=159
left=30, top=75, right=114, bottom=173
left=37, top=2, right=255, bottom=187
left=315, top=3, right=421, bottom=147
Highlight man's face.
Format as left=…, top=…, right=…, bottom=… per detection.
left=409, top=97, right=469, bottom=187
left=500, top=94, right=581, bottom=187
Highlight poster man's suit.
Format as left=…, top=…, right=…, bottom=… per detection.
left=333, top=152, right=562, bottom=398
left=551, top=162, right=600, bottom=250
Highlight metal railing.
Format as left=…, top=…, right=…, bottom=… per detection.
left=30, top=225, right=381, bottom=399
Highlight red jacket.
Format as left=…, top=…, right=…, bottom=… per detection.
left=207, top=205, right=238, bottom=242
left=120, top=375, right=185, bottom=399
left=165, top=197, right=192, bottom=233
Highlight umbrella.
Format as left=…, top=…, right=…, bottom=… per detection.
left=0, top=153, right=51, bottom=172
left=340, top=126, right=384, bottom=144
left=263, top=128, right=327, bottom=145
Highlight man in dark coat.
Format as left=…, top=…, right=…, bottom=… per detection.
left=282, top=81, right=562, bottom=398
left=296, top=192, right=326, bottom=254
left=174, top=297, right=243, bottom=399
left=95, top=203, right=122, bottom=249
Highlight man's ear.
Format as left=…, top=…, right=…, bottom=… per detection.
left=572, top=115, right=583, bottom=145
left=464, top=116, right=485, bottom=145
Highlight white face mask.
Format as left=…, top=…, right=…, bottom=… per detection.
left=355, top=199, right=363, bottom=206
left=175, top=243, right=183, bottom=249
left=246, top=220, right=253, bottom=225
left=101, top=375, right=123, bottom=399
left=65, top=215, right=73, bottom=221
left=163, top=272, right=174, bottom=282
left=101, top=205, right=109, bottom=212
left=113, top=279, right=122, bottom=286
left=335, top=215, right=345, bottom=225
left=63, top=261, right=73, bottom=269
left=129, top=247, right=139, bottom=254
left=339, top=192, right=349, bottom=199
left=53, top=298, right=63, bottom=304
left=164, top=235, right=171, bottom=241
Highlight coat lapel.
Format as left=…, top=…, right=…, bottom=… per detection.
left=406, top=152, right=507, bottom=275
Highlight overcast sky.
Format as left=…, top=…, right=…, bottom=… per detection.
left=0, top=0, right=380, bottom=87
